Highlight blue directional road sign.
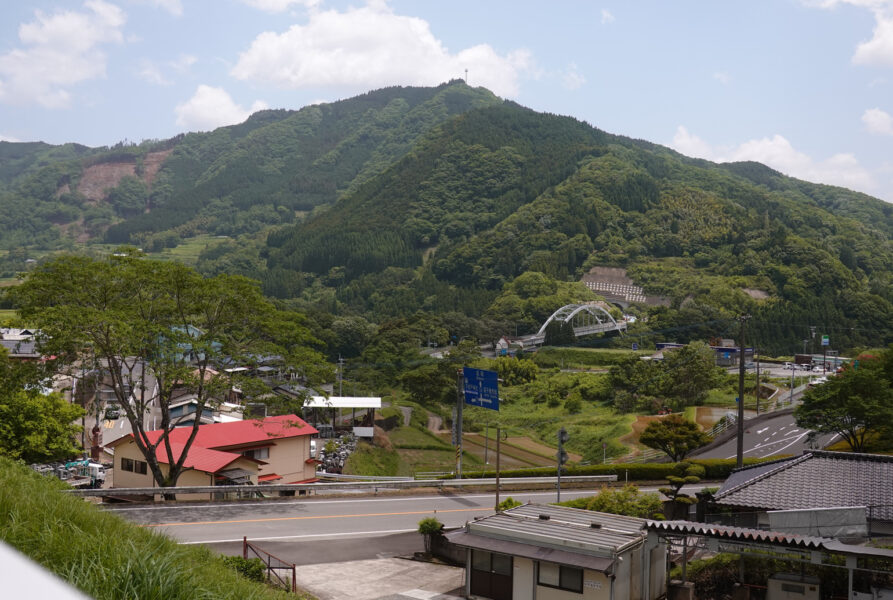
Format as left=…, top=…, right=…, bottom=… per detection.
left=463, top=367, right=499, bottom=411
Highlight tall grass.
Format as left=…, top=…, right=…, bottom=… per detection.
left=0, top=458, right=311, bottom=600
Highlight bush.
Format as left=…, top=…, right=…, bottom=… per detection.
left=222, top=556, right=266, bottom=583
left=559, top=485, right=664, bottom=519
left=417, top=517, right=444, bottom=535
left=496, top=497, right=522, bottom=511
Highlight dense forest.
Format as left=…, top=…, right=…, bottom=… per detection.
left=1, top=81, right=891, bottom=359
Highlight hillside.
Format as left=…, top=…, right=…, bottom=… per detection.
left=263, top=102, right=893, bottom=354
left=0, top=83, right=891, bottom=355
left=0, top=81, right=500, bottom=252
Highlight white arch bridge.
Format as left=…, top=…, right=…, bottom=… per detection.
left=523, top=303, right=627, bottom=346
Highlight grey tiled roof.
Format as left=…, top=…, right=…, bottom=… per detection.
left=714, top=451, right=893, bottom=520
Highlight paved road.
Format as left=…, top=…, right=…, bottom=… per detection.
left=694, top=411, right=838, bottom=460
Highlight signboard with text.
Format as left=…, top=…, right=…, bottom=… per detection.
left=463, top=367, right=499, bottom=411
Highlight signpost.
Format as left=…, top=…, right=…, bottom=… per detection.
left=463, top=367, right=499, bottom=410
left=456, top=367, right=499, bottom=479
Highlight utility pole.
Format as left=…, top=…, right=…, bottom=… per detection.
left=495, top=427, right=502, bottom=508
left=755, top=348, right=761, bottom=415
left=455, top=369, right=464, bottom=479
left=484, top=424, right=489, bottom=464
left=736, top=315, right=750, bottom=469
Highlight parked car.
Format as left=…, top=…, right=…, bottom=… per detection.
left=104, top=405, right=120, bottom=420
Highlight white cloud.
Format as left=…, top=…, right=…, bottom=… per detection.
left=562, top=63, right=585, bottom=90
left=175, top=85, right=268, bottom=131
left=231, top=2, right=531, bottom=97
left=0, top=0, right=125, bottom=108
left=0, top=133, right=20, bottom=142
left=807, top=0, right=893, bottom=65
left=671, top=125, right=876, bottom=194
left=240, top=0, right=320, bottom=12
left=601, top=9, right=615, bottom=24
left=140, top=0, right=183, bottom=16
left=170, top=54, right=197, bottom=72
left=713, top=71, right=731, bottom=85
left=863, top=107, right=893, bottom=134
left=138, top=60, right=171, bottom=86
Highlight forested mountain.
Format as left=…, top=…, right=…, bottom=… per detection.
left=262, top=100, right=893, bottom=354
left=1, top=81, right=891, bottom=355
left=0, top=81, right=500, bottom=251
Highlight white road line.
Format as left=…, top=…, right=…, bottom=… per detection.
left=178, top=528, right=418, bottom=545
left=103, top=490, right=592, bottom=512
left=757, top=428, right=768, bottom=435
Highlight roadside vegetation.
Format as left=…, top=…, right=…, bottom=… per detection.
left=0, top=457, right=314, bottom=600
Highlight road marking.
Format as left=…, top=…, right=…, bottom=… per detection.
left=140, top=507, right=486, bottom=528
left=104, top=490, right=593, bottom=512
left=178, top=528, right=418, bottom=545
left=757, top=428, right=768, bottom=435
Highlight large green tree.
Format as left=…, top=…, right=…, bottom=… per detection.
left=14, top=252, right=328, bottom=491
left=639, top=414, right=711, bottom=462
left=0, top=347, right=83, bottom=462
left=795, top=349, right=893, bottom=452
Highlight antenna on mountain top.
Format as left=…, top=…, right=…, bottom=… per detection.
left=464, top=69, right=468, bottom=84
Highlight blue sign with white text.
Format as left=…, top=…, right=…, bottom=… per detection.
left=463, top=367, right=499, bottom=411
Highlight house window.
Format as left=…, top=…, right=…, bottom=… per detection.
left=538, top=562, right=583, bottom=593
left=121, top=457, right=148, bottom=475
left=242, top=447, right=270, bottom=460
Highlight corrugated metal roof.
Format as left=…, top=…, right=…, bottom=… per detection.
left=647, top=520, right=829, bottom=549
left=463, top=504, right=647, bottom=557
left=714, top=451, right=893, bottom=520
left=647, top=520, right=893, bottom=560
left=445, top=531, right=615, bottom=572
left=305, top=396, right=382, bottom=409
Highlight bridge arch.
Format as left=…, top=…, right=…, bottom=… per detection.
left=535, top=303, right=623, bottom=338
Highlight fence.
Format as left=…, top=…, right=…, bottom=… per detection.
left=243, top=537, right=296, bottom=593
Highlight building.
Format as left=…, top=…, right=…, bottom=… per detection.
left=654, top=342, right=753, bottom=367
left=710, top=450, right=893, bottom=536
left=445, top=503, right=665, bottom=600
left=106, top=414, right=319, bottom=499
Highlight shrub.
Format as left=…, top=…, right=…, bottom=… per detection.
left=496, top=497, right=522, bottom=511
left=222, top=556, right=266, bottom=583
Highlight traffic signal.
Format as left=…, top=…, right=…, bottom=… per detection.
left=557, top=427, right=569, bottom=467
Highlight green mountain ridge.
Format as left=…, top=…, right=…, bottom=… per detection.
left=1, top=83, right=891, bottom=354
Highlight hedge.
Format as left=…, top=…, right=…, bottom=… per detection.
left=455, top=457, right=779, bottom=481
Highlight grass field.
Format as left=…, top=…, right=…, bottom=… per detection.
left=0, top=309, right=17, bottom=322
left=149, top=235, right=228, bottom=266
left=0, top=458, right=311, bottom=599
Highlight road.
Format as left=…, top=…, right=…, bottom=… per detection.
left=693, top=411, right=838, bottom=460
left=105, top=485, right=701, bottom=563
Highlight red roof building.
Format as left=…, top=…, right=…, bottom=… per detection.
left=108, top=415, right=319, bottom=497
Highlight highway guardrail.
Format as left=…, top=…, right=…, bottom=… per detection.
left=64, top=475, right=618, bottom=498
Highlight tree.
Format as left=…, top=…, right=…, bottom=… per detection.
left=659, top=342, right=725, bottom=408
left=659, top=462, right=705, bottom=519
left=0, top=348, right=83, bottom=462
left=795, top=351, right=893, bottom=452
left=639, top=414, right=711, bottom=462
left=417, top=517, right=443, bottom=553
left=14, top=252, right=328, bottom=493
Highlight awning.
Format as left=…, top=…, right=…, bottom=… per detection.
left=258, top=473, right=282, bottom=482
left=445, top=531, right=615, bottom=573
left=216, top=468, right=255, bottom=484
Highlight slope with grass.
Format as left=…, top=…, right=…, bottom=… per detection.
left=0, top=458, right=313, bottom=600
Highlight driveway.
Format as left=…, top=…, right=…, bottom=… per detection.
left=295, top=558, right=463, bottom=600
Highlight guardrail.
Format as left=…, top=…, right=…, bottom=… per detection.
left=316, top=473, right=413, bottom=482
left=65, top=475, right=618, bottom=498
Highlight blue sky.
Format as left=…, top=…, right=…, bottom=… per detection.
left=2, top=0, right=893, bottom=201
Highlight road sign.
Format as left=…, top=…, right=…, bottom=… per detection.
left=821, top=335, right=830, bottom=347
left=632, top=343, right=639, bottom=351
left=463, top=367, right=499, bottom=411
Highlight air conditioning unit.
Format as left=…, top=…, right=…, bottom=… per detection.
left=767, top=574, right=820, bottom=600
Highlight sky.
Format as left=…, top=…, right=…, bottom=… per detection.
left=2, top=0, right=893, bottom=202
